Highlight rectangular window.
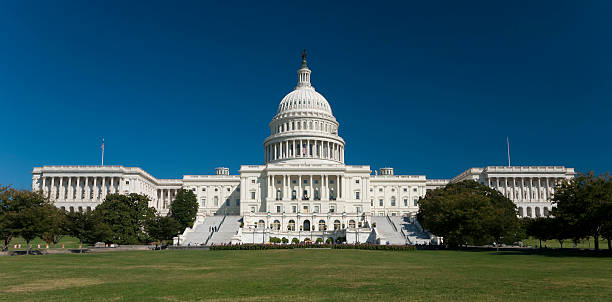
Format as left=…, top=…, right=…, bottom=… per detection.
left=250, top=192, right=256, bottom=199
left=276, top=205, right=281, bottom=213
left=330, top=205, right=336, bottom=213
left=251, top=179, right=256, bottom=184
left=355, top=179, right=360, bottom=184
left=413, top=188, right=417, bottom=192
left=225, top=200, right=230, bottom=206
left=314, top=180, right=319, bottom=184
left=250, top=207, right=255, bottom=213
left=403, top=188, right=407, bottom=192
left=413, top=199, right=418, bottom=206
left=201, top=198, right=206, bottom=207
left=355, top=191, right=360, bottom=199
left=379, top=199, right=383, bottom=207
left=356, top=207, right=361, bottom=213
left=404, top=199, right=408, bottom=206
left=314, top=205, right=319, bottom=213
left=292, top=206, right=297, bottom=213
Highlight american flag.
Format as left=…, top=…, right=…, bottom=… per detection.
left=101, top=138, right=105, bottom=151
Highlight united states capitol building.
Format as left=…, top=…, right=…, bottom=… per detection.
left=31, top=54, right=575, bottom=245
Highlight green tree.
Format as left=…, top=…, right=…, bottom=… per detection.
left=66, top=210, right=112, bottom=248
left=525, top=217, right=552, bottom=248
left=552, top=172, right=612, bottom=250
left=145, top=215, right=181, bottom=246
left=0, top=186, right=13, bottom=251
left=170, top=189, right=199, bottom=231
left=291, top=237, right=299, bottom=244
left=93, top=193, right=156, bottom=244
left=281, top=237, right=288, bottom=244
left=4, top=189, right=50, bottom=254
left=42, top=205, right=68, bottom=248
left=417, top=180, right=521, bottom=248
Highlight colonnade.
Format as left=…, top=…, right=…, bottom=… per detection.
left=156, top=188, right=178, bottom=210
left=264, top=139, right=344, bottom=163
left=488, top=177, right=565, bottom=202
left=266, top=174, right=344, bottom=202
left=40, top=176, right=121, bottom=202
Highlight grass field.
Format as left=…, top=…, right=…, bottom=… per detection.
left=1, top=249, right=611, bottom=301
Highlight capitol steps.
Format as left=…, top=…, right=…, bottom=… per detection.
left=371, top=216, right=407, bottom=245
left=207, top=216, right=242, bottom=245
left=180, top=215, right=225, bottom=246
left=388, top=216, right=433, bottom=245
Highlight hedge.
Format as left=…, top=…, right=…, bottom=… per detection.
left=209, top=243, right=416, bottom=251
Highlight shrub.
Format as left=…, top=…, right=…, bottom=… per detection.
left=291, top=238, right=299, bottom=244
left=281, top=237, right=288, bottom=244
left=209, top=243, right=417, bottom=252
left=316, top=238, right=323, bottom=244
left=325, top=238, right=333, bottom=244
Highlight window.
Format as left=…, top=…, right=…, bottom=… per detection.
left=227, top=188, right=231, bottom=192
left=370, top=199, right=373, bottom=207
left=391, top=188, right=395, bottom=192
left=330, top=180, right=334, bottom=184
left=125, top=181, right=129, bottom=185
left=303, top=180, right=308, bottom=184
left=404, top=199, right=408, bottom=206
left=379, top=199, right=383, bottom=207
left=236, top=199, right=240, bottom=206
left=276, top=205, right=281, bottom=213
left=250, top=191, right=256, bottom=200
left=355, top=179, right=360, bottom=184
left=251, top=179, right=256, bottom=184
left=356, top=207, right=361, bottom=213
left=225, top=199, right=230, bottom=206
left=214, top=196, right=219, bottom=206
left=413, top=199, right=418, bottom=206
left=314, top=180, right=319, bottom=184
left=413, top=188, right=417, bottom=192
left=201, top=198, right=206, bottom=207
left=291, top=190, right=297, bottom=200
left=250, top=207, right=255, bottom=213
left=192, top=188, right=196, bottom=191
left=379, top=188, right=383, bottom=192
left=277, top=180, right=281, bottom=184
left=215, top=188, right=218, bottom=192
left=292, top=206, right=297, bottom=213
left=355, top=191, right=360, bottom=199
left=292, top=180, right=296, bottom=184
left=314, top=205, right=320, bottom=213
left=391, top=197, right=396, bottom=207
left=403, top=188, right=407, bottom=192
left=202, top=188, right=206, bottom=191
left=330, top=205, right=336, bottom=213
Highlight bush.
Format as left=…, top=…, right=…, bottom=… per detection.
left=269, top=237, right=281, bottom=244
left=325, top=238, right=333, bottom=244
left=281, top=237, right=288, bottom=244
left=209, top=243, right=417, bottom=252
left=316, top=238, right=323, bottom=244
left=291, top=238, right=299, bottom=244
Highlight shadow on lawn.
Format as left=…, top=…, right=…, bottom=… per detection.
left=436, top=247, right=612, bottom=258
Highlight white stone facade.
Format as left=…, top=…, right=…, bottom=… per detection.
left=31, top=53, right=574, bottom=243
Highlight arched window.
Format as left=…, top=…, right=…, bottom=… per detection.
left=333, top=220, right=341, bottom=230
left=526, top=207, right=532, bottom=217
left=60, top=206, right=66, bottom=211
left=303, top=220, right=311, bottom=231
left=543, top=207, right=550, bottom=217
left=535, top=207, right=541, bottom=217
left=318, top=220, right=326, bottom=231
left=288, top=220, right=296, bottom=231
left=86, top=206, right=91, bottom=212
left=276, top=189, right=281, bottom=200
left=214, top=196, right=219, bottom=206
left=69, top=206, right=74, bottom=213
left=257, top=220, right=265, bottom=229
left=349, top=220, right=356, bottom=228
left=518, top=207, right=524, bottom=217
left=272, top=220, right=280, bottom=230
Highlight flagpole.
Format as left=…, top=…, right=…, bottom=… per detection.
left=101, top=138, right=105, bottom=166
left=506, top=136, right=511, bottom=167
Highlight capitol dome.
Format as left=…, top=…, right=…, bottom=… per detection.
left=263, top=51, right=346, bottom=165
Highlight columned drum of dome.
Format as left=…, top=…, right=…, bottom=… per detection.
left=263, top=52, right=346, bottom=164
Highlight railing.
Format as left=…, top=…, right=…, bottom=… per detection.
left=205, top=215, right=227, bottom=246
left=386, top=215, right=397, bottom=232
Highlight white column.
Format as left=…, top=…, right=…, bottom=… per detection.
left=101, top=177, right=106, bottom=200
left=84, top=177, right=89, bottom=201
left=538, top=178, right=542, bottom=200
left=93, top=177, right=98, bottom=201
left=298, top=175, right=302, bottom=200
left=67, top=177, right=72, bottom=200
left=545, top=178, right=549, bottom=200
left=41, top=177, right=47, bottom=197
left=58, top=177, right=64, bottom=200
left=309, top=175, right=313, bottom=199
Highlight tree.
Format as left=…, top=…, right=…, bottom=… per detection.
left=0, top=186, right=13, bottom=251
left=42, top=205, right=68, bottom=248
left=291, top=237, right=299, bottom=244
left=552, top=172, right=612, bottom=250
left=65, top=210, right=112, bottom=249
left=145, top=215, right=181, bottom=246
left=417, top=180, right=521, bottom=248
left=93, top=193, right=156, bottom=244
left=169, top=189, right=199, bottom=231
left=525, top=218, right=552, bottom=248
left=4, top=189, right=50, bottom=254
left=281, top=237, right=288, bottom=244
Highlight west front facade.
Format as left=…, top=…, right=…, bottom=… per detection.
left=31, top=53, right=575, bottom=245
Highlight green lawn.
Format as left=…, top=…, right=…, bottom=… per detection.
left=1, top=249, right=611, bottom=301
left=522, top=236, right=610, bottom=249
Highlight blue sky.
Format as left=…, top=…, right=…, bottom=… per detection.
left=1, top=1, right=610, bottom=189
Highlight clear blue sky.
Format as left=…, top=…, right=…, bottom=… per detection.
left=1, top=1, right=610, bottom=189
